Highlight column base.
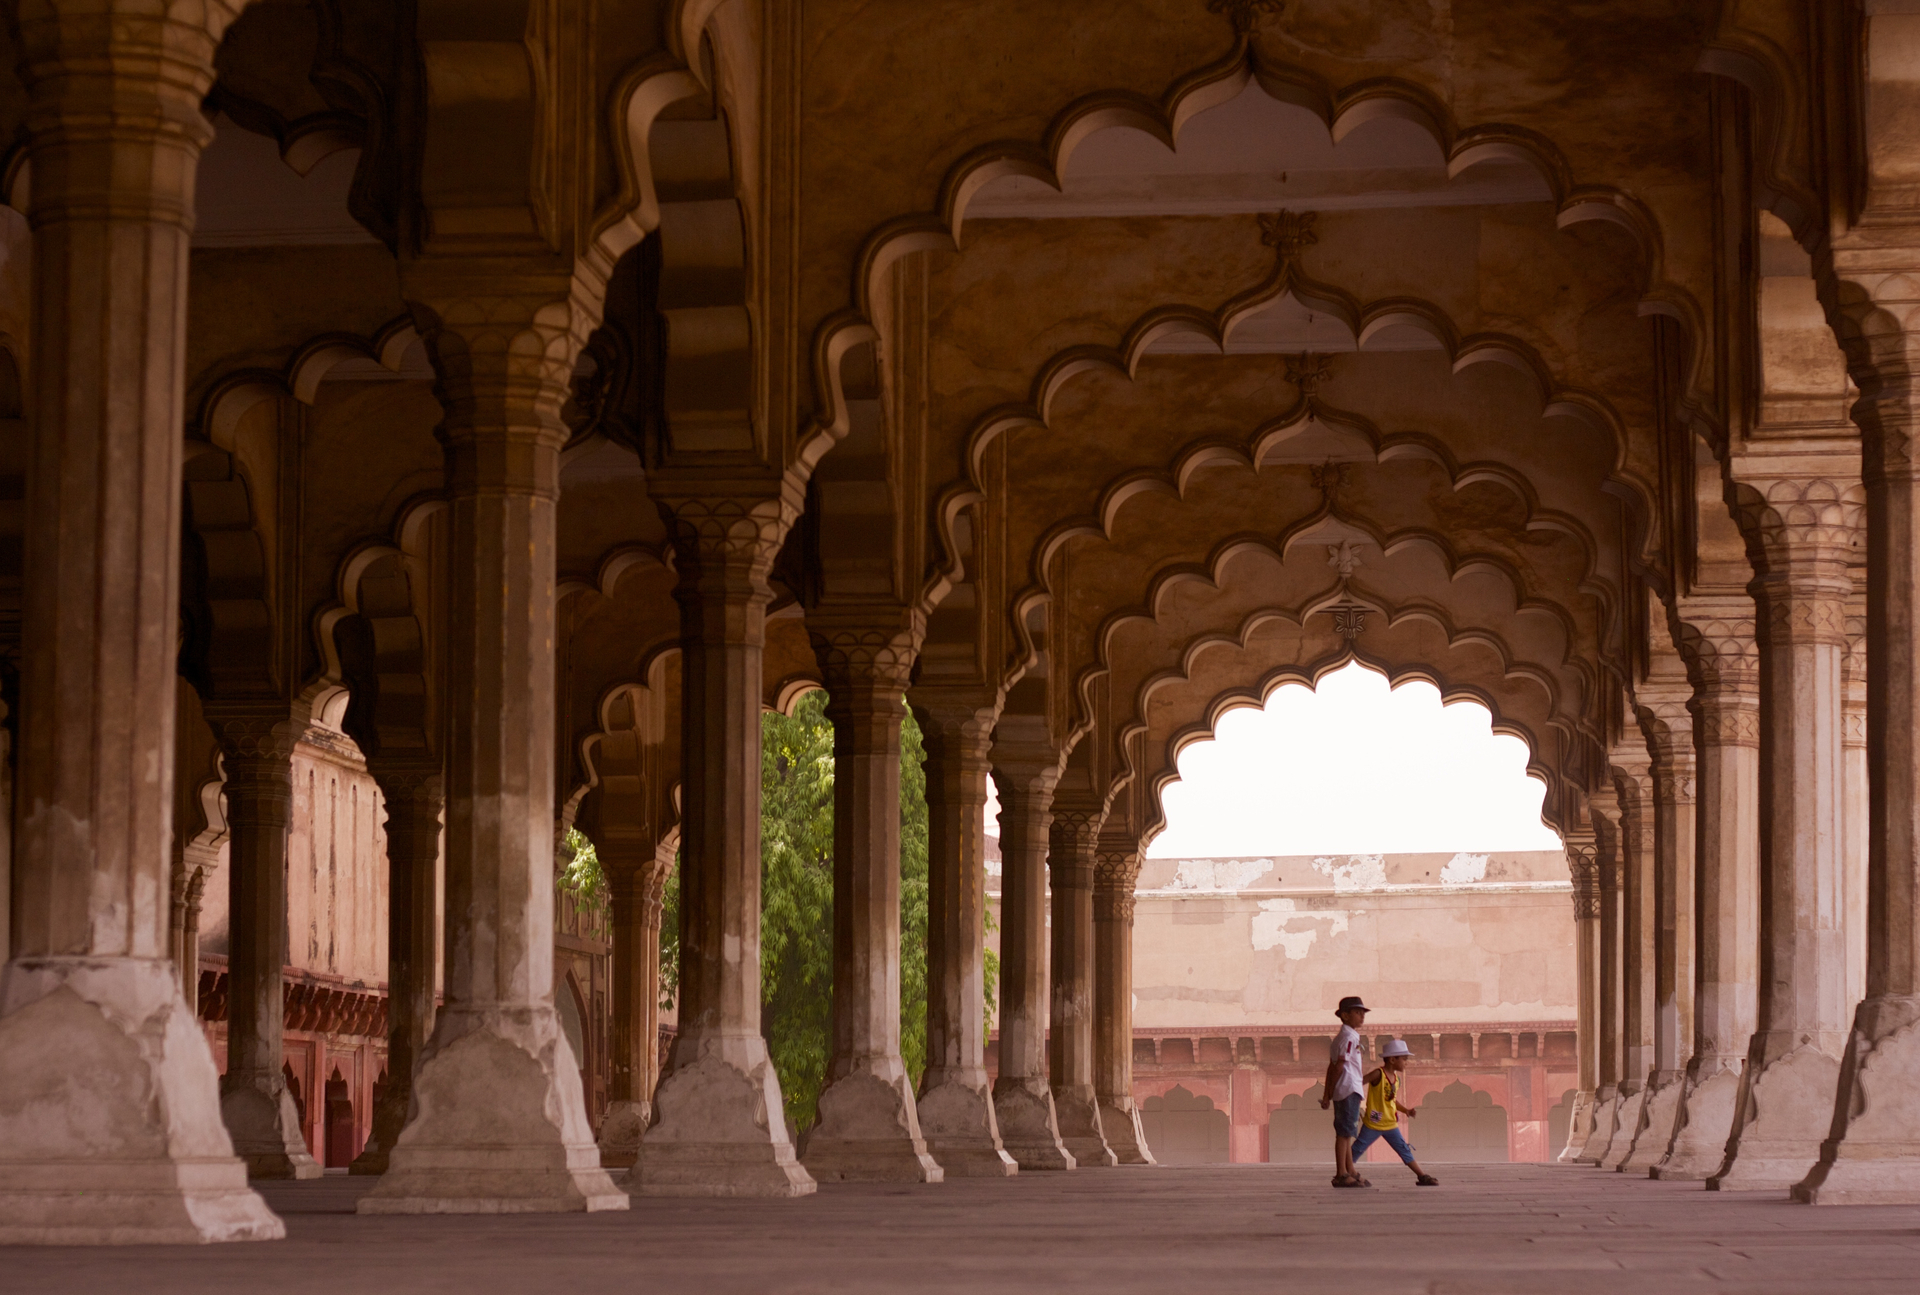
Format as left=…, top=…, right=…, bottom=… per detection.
left=993, top=1077, right=1075, bottom=1170
left=1794, top=995, right=1920, bottom=1205
left=0, top=957, right=284, bottom=1244
left=1708, top=1034, right=1842, bottom=1192
left=1053, top=1084, right=1116, bottom=1167
left=358, top=1006, right=627, bottom=1213
left=1555, top=1089, right=1594, bottom=1163
left=1574, top=1090, right=1619, bottom=1165
left=1599, top=1086, right=1648, bottom=1170
left=802, top=1062, right=943, bottom=1183
left=596, top=1099, right=649, bottom=1170
left=629, top=1031, right=816, bottom=1197
left=348, top=1080, right=409, bottom=1176
left=1652, top=1057, right=1743, bottom=1180
left=917, top=1072, right=1017, bottom=1177
left=1620, top=1070, right=1685, bottom=1173
left=1098, top=1098, right=1157, bottom=1166
left=221, top=1072, right=322, bottom=1181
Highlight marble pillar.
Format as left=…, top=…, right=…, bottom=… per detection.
left=1796, top=292, right=1920, bottom=1204
left=212, top=733, right=320, bottom=1180
left=1604, top=756, right=1655, bottom=1170
left=1560, top=836, right=1601, bottom=1162
left=1656, top=654, right=1762, bottom=1180
left=360, top=300, right=624, bottom=1214
left=912, top=697, right=1016, bottom=1176
left=1841, top=603, right=1869, bottom=1013
left=990, top=727, right=1074, bottom=1170
left=1578, top=795, right=1626, bottom=1165
left=598, top=841, right=665, bottom=1170
left=1094, top=840, right=1155, bottom=1165
left=353, top=771, right=443, bottom=1176
left=1623, top=698, right=1697, bottom=1173
left=802, top=642, right=942, bottom=1183
left=1048, top=801, right=1114, bottom=1167
left=1714, top=491, right=1858, bottom=1192
left=0, top=0, right=282, bottom=1243
left=631, top=495, right=813, bottom=1197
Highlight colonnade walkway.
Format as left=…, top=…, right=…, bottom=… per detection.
left=8, top=1167, right=1916, bottom=1294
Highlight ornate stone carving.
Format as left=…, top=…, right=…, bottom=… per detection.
left=1566, top=841, right=1601, bottom=920
left=1208, top=0, right=1285, bottom=36
left=1258, top=209, right=1318, bottom=263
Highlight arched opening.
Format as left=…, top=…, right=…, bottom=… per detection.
left=1129, top=661, right=1575, bottom=1166
left=323, top=1066, right=355, bottom=1168
left=1139, top=1085, right=1230, bottom=1165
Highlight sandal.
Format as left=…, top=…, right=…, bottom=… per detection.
left=1417, top=1174, right=1440, bottom=1186
left=1331, top=1175, right=1364, bottom=1188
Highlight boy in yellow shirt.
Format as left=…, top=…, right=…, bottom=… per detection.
left=1353, top=1038, right=1440, bottom=1186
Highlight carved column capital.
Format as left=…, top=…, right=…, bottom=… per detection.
left=1566, top=838, right=1601, bottom=921
left=1047, top=800, right=1103, bottom=892
left=808, top=607, right=925, bottom=696
left=653, top=491, right=794, bottom=601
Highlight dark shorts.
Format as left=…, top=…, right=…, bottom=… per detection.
left=1332, top=1092, right=1362, bottom=1138
left=1353, top=1125, right=1417, bottom=1165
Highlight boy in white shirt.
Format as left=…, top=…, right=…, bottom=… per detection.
left=1318, top=995, right=1370, bottom=1187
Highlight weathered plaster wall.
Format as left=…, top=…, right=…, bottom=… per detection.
left=1127, top=851, right=1574, bottom=1029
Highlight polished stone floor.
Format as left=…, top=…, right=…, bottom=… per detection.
left=6, top=1163, right=1919, bottom=1294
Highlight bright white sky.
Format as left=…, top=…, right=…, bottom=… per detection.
left=984, top=661, right=1562, bottom=856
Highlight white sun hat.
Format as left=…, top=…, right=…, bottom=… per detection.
left=1382, top=1038, right=1412, bottom=1058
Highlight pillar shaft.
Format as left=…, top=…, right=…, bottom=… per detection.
left=1623, top=704, right=1697, bottom=1173
left=360, top=304, right=623, bottom=1214
left=1094, top=842, right=1154, bottom=1165
left=803, top=645, right=940, bottom=1183
left=911, top=698, right=1015, bottom=1175
left=1579, top=799, right=1627, bottom=1165
left=352, top=771, right=441, bottom=1176
left=0, top=0, right=282, bottom=1242
left=1657, top=666, right=1762, bottom=1179
left=1716, top=512, right=1856, bottom=1191
left=1559, top=837, right=1601, bottom=1161
left=1603, top=760, right=1655, bottom=1170
left=597, top=839, right=664, bottom=1170
left=990, top=734, right=1074, bottom=1170
left=1048, top=803, right=1113, bottom=1167
left=631, top=496, right=813, bottom=1197
left=213, top=737, right=319, bottom=1179
left=1797, top=299, right=1920, bottom=1203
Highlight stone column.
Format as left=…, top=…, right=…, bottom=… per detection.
left=1713, top=484, right=1859, bottom=1191
left=910, top=695, right=1016, bottom=1175
left=1603, top=753, right=1656, bottom=1170
left=1796, top=283, right=1920, bottom=1204
left=352, top=769, right=442, bottom=1176
left=598, top=839, right=663, bottom=1170
left=360, top=296, right=623, bottom=1214
left=802, top=628, right=941, bottom=1182
left=0, top=0, right=282, bottom=1243
left=1841, top=599, right=1869, bottom=1012
left=1578, top=792, right=1626, bottom=1165
left=1559, top=836, right=1601, bottom=1162
left=631, top=494, right=814, bottom=1197
left=1093, top=837, right=1154, bottom=1165
left=1623, top=695, right=1697, bottom=1173
left=1656, top=634, right=1762, bottom=1180
left=210, top=725, right=320, bottom=1180
left=1048, top=799, right=1114, bottom=1167
left=990, top=723, right=1074, bottom=1170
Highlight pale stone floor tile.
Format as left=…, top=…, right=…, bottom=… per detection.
left=3, top=1164, right=1918, bottom=1294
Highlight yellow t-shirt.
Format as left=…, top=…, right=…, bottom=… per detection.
left=1362, top=1069, right=1401, bottom=1131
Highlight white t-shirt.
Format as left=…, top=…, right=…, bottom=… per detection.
left=1331, top=1024, right=1365, bottom=1099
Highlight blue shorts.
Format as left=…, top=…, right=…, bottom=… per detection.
left=1332, top=1092, right=1362, bottom=1138
left=1353, top=1125, right=1416, bottom=1165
